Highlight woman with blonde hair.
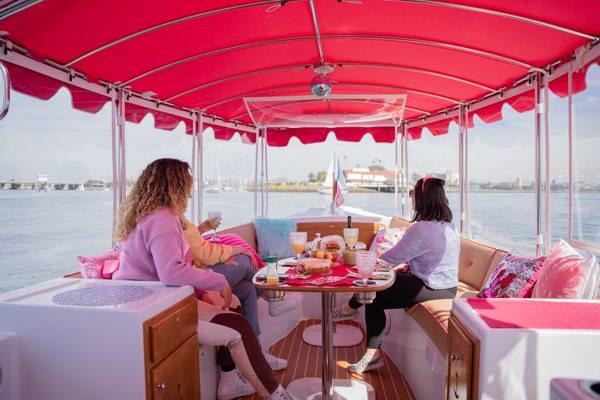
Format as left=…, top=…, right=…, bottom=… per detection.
left=113, top=158, right=292, bottom=400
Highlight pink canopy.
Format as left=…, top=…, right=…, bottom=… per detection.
left=0, top=0, right=599, bottom=145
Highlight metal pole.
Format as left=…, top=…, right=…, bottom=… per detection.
left=404, top=127, right=410, bottom=217
left=254, top=129, right=260, bottom=217
left=198, top=115, right=204, bottom=222
left=260, top=128, right=265, bottom=217
left=543, top=82, right=551, bottom=255
left=458, top=105, right=465, bottom=234
left=534, top=73, right=543, bottom=257
left=464, top=107, right=472, bottom=238
left=190, top=112, right=198, bottom=223
left=110, top=90, right=118, bottom=245
left=321, top=292, right=334, bottom=399
left=394, top=124, right=399, bottom=216
left=331, top=150, right=337, bottom=215
left=400, top=124, right=405, bottom=217
left=118, top=89, right=127, bottom=205
left=568, top=67, right=574, bottom=242
left=264, top=128, right=269, bottom=217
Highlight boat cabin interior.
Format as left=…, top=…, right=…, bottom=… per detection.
left=0, top=1, right=599, bottom=400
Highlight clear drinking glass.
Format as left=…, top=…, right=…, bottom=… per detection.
left=207, top=211, right=222, bottom=241
left=355, top=250, right=377, bottom=286
left=343, top=228, right=359, bottom=249
left=289, top=232, right=308, bottom=261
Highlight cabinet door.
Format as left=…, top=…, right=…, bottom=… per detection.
left=151, top=334, right=199, bottom=400
left=447, top=318, right=474, bottom=400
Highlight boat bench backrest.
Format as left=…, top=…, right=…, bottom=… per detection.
left=219, top=223, right=259, bottom=251
left=218, top=221, right=381, bottom=251
left=296, top=221, right=381, bottom=248
left=389, top=216, right=507, bottom=291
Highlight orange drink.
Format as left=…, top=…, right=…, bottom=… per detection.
left=292, top=243, right=305, bottom=255
left=266, top=276, right=280, bottom=285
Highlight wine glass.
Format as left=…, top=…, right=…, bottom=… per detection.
left=207, top=211, right=222, bottom=241
left=355, top=250, right=377, bottom=286
left=343, top=228, right=359, bottom=250
left=289, top=232, right=308, bottom=262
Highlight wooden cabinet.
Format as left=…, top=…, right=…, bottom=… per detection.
left=151, top=335, right=199, bottom=400
left=145, top=295, right=199, bottom=400
left=447, top=316, right=479, bottom=400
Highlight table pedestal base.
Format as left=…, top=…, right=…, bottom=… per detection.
left=302, top=324, right=363, bottom=347
left=287, top=378, right=376, bottom=400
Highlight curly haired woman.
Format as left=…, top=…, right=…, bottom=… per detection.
left=113, top=158, right=293, bottom=400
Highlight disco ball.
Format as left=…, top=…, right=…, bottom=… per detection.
left=310, top=74, right=332, bottom=97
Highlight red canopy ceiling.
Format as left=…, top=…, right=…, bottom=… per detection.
left=0, top=0, right=599, bottom=145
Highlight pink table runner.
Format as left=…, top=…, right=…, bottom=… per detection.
left=285, top=264, right=358, bottom=286
left=467, top=298, right=600, bottom=330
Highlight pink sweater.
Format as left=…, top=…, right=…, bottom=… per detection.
left=113, top=208, right=226, bottom=291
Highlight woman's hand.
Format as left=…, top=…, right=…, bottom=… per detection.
left=197, top=219, right=212, bottom=234
left=230, top=245, right=259, bottom=269
left=220, top=281, right=233, bottom=310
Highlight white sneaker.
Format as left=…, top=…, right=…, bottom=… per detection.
left=262, top=348, right=288, bottom=371
left=267, top=384, right=294, bottom=400
left=347, top=352, right=384, bottom=373
left=268, top=295, right=300, bottom=317
left=217, top=369, right=256, bottom=400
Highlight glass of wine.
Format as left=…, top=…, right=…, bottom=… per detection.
left=355, top=250, right=377, bottom=286
left=343, top=228, right=359, bottom=250
left=207, top=211, right=222, bottom=241
left=289, top=232, right=308, bottom=262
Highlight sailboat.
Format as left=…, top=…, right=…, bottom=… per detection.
left=205, top=156, right=223, bottom=193
left=318, top=152, right=348, bottom=195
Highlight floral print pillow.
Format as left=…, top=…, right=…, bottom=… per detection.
left=370, top=227, right=406, bottom=257
left=478, top=254, right=545, bottom=298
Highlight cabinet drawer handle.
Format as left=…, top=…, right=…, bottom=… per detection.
left=157, top=383, right=166, bottom=390
left=450, top=353, right=463, bottom=362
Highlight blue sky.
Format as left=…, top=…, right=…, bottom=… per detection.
left=0, top=66, right=598, bottom=184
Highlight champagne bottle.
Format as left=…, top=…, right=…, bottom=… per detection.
left=347, top=216, right=352, bottom=228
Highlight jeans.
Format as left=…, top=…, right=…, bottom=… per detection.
left=209, top=254, right=261, bottom=335
left=349, top=272, right=457, bottom=349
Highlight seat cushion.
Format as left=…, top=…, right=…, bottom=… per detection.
left=407, top=281, right=478, bottom=353
left=458, top=238, right=498, bottom=289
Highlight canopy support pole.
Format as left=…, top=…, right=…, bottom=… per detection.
left=458, top=105, right=465, bottom=234
left=254, top=129, right=260, bottom=217
left=394, top=124, right=399, bottom=216
left=198, top=115, right=204, bottom=222
left=117, top=88, right=127, bottom=207
left=402, top=124, right=410, bottom=218
left=264, top=128, right=269, bottom=217
left=543, top=80, right=551, bottom=255
left=567, top=65, right=574, bottom=242
left=534, top=73, right=544, bottom=257
left=110, top=90, right=119, bottom=245
left=190, top=112, right=198, bottom=223
left=464, top=107, right=472, bottom=238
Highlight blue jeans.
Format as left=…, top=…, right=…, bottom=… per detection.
left=210, top=254, right=260, bottom=336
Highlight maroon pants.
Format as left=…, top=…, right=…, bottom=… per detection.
left=210, top=312, right=279, bottom=394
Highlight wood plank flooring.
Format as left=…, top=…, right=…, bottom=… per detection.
left=243, top=319, right=415, bottom=399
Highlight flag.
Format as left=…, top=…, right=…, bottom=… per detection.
left=334, top=151, right=346, bottom=208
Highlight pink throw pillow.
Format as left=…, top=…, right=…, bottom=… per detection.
left=478, top=254, right=545, bottom=298
left=77, top=247, right=120, bottom=279
left=206, top=233, right=264, bottom=269
left=531, top=239, right=597, bottom=299
left=370, top=227, right=405, bottom=257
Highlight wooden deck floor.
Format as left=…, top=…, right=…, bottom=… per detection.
left=244, top=319, right=415, bottom=399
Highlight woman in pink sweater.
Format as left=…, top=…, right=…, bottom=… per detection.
left=113, top=158, right=292, bottom=400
